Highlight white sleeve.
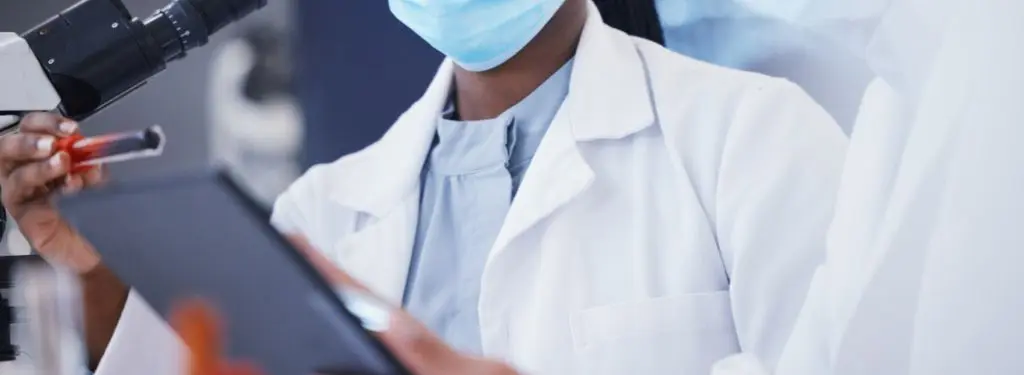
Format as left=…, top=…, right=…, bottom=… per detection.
left=269, top=163, right=341, bottom=254
left=270, top=163, right=357, bottom=257
left=715, top=80, right=848, bottom=370
left=908, top=1, right=1024, bottom=373
left=270, top=166, right=318, bottom=236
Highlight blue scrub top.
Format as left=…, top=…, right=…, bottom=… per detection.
left=403, top=60, right=574, bottom=355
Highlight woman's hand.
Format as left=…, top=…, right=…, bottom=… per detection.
left=0, top=112, right=106, bottom=273
left=372, top=310, right=519, bottom=375
left=288, top=235, right=521, bottom=375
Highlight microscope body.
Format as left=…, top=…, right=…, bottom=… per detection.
left=0, top=33, right=62, bottom=129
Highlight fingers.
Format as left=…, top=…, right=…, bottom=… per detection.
left=64, top=165, right=107, bottom=194
left=286, top=234, right=370, bottom=291
left=0, top=113, right=76, bottom=176
left=286, top=234, right=516, bottom=374
left=377, top=311, right=467, bottom=375
left=18, top=112, right=77, bottom=136
left=62, top=174, right=85, bottom=195
left=285, top=234, right=314, bottom=253
left=0, top=133, right=56, bottom=172
left=81, top=164, right=107, bottom=187
left=2, top=152, right=68, bottom=204
left=374, top=311, right=520, bottom=375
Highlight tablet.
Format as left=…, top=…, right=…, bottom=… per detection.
left=57, top=169, right=409, bottom=375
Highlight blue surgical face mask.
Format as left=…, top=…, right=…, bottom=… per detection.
left=389, top=0, right=566, bottom=72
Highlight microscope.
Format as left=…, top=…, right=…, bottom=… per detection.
left=0, top=0, right=267, bottom=365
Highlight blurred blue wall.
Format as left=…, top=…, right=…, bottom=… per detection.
left=294, top=1, right=442, bottom=168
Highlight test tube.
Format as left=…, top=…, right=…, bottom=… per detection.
left=56, top=125, right=166, bottom=168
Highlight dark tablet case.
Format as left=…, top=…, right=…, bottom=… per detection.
left=57, top=170, right=408, bottom=375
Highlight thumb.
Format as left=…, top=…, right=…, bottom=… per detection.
left=339, top=290, right=519, bottom=375
left=377, top=310, right=467, bottom=375
left=286, top=234, right=369, bottom=292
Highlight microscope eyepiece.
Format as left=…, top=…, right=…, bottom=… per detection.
left=21, top=0, right=267, bottom=119
left=144, top=0, right=268, bottom=63
left=186, top=0, right=267, bottom=37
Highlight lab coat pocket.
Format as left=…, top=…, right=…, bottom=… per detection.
left=570, top=291, right=740, bottom=375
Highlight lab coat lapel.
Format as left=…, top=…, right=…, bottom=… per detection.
left=833, top=35, right=970, bottom=367
left=334, top=197, right=420, bottom=305
left=835, top=0, right=965, bottom=314
left=328, top=61, right=455, bottom=304
left=487, top=3, right=655, bottom=260
left=488, top=108, right=594, bottom=255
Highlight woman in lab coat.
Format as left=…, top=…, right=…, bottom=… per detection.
left=272, top=0, right=845, bottom=373
left=0, top=0, right=845, bottom=374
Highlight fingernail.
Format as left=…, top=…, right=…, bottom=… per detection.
left=59, top=121, right=78, bottom=135
left=49, top=153, right=63, bottom=168
left=336, top=288, right=391, bottom=332
left=36, top=136, right=54, bottom=155
left=62, top=183, right=80, bottom=195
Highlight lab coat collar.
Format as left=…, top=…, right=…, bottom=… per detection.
left=326, top=61, right=454, bottom=216
left=570, top=0, right=656, bottom=141
left=328, top=0, right=655, bottom=217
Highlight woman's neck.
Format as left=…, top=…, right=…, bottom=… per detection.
left=453, top=0, right=588, bottom=121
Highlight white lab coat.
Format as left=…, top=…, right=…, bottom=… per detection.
left=764, top=0, right=1004, bottom=374
left=904, top=1, right=1024, bottom=373
left=95, top=3, right=846, bottom=375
